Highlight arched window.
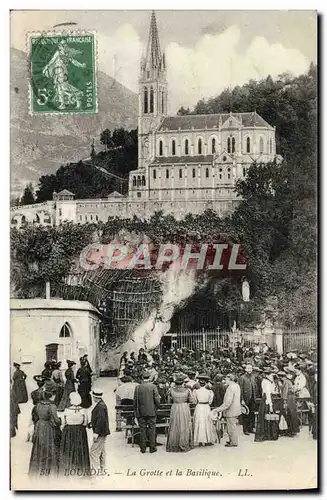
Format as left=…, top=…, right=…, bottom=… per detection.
left=132, top=176, right=136, bottom=187
left=227, top=137, right=231, bottom=153
left=198, top=138, right=202, bottom=155
left=141, top=176, right=146, bottom=186
left=232, top=137, right=236, bottom=153
left=211, top=138, right=216, bottom=154
left=185, top=139, right=189, bottom=155
left=34, top=213, right=40, bottom=224
left=227, top=167, right=231, bottom=180
left=243, top=167, right=246, bottom=177
left=179, top=169, right=182, bottom=179
left=143, top=87, right=148, bottom=114
left=219, top=167, right=222, bottom=180
left=60, top=323, right=71, bottom=338
left=205, top=168, right=209, bottom=178
left=153, top=169, right=157, bottom=179
left=259, top=137, right=264, bottom=154
left=162, top=92, right=165, bottom=114
left=159, top=140, right=163, bottom=156
left=149, top=87, right=154, bottom=113
left=137, top=175, right=141, bottom=187
left=246, top=137, right=251, bottom=153
left=172, top=139, right=176, bottom=156
left=166, top=169, right=169, bottom=179
left=192, top=168, right=196, bottom=178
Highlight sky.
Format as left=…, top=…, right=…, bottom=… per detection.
left=10, top=10, right=317, bottom=112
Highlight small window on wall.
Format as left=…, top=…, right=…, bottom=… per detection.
left=166, top=169, right=169, bottom=179
left=227, top=138, right=231, bottom=153
left=150, top=87, right=154, bottom=113
left=232, top=137, right=236, bottom=153
left=269, top=138, right=273, bottom=154
left=59, top=208, right=62, bottom=217
left=192, top=168, right=196, bottom=178
left=243, top=167, right=246, bottom=177
left=172, top=140, right=176, bottom=156
left=259, top=137, right=264, bottom=154
left=159, top=140, right=163, bottom=156
left=142, top=176, right=146, bottom=186
left=60, top=323, right=72, bottom=338
left=153, top=169, right=157, bottom=179
left=205, top=168, right=209, bottom=178
left=212, top=138, right=216, bottom=154
left=198, top=138, right=202, bottom=155
left=137, top=192, right=141, bottom=198
left=90, top=215, right=93, bottom=221
left=143, top=87, right=148, bottom=114
left=246, top=137, right=251, bottom=153
left=96, top=215, right=99, bottom=221
left=185, top=139, right=189, bottom=155
left=179, top=169, right=182, bottom=179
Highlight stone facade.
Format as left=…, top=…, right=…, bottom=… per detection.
left=10, top=299, right=101, bottom=385
left=10, top=12, right=281, bottom=229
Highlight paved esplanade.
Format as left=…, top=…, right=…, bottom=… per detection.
left=11, top=378, right=317, bottom=490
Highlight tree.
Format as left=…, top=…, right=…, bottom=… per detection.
left=21, top=183, right=35, bottom=205
left=177, top=106, right=191, bottom=116
left=100, top=129, right=113, bottom=152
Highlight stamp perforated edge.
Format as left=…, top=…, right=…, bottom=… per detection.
left=26, top=29, right=98, bottom=116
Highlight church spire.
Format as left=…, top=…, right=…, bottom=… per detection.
left=145, top=11, right=162, bottom=70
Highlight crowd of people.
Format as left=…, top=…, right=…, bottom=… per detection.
left=115, top=343, right=318, bottom=453
left=10, top=356, right=110, bottom=478
left=10, top=341, right=318, bottom=475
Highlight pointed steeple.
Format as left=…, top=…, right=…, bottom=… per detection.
left=145, top=11, right=162, bottom=70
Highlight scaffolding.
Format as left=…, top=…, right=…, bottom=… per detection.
left=51, top=269, right=162, bottom=342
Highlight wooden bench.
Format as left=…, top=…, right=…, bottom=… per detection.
left=116, top=404, right=198, bottom=447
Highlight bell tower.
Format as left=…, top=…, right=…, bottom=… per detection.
left=138, top=11, right=167, bottom=170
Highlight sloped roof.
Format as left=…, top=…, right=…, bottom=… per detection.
left=158, top=112, right=271, bottom=131
left=150, top=155, right=214, bottom=165
left=107, top=191, right=123, bottom=198
left=57, top=189, right=75, bottom=196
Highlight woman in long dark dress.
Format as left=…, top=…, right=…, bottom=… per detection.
left=10, top=389, right=20, bottom=437
left=51, top=362, right=64, bottom=407
left=166, top=375, right=194, bottom=452
left=281, top=371, right=299, bottom=437
left=76, top=358, right=92, bottom=409
left=59, top=392, right=90, bottom=475
left=12, top=362, right=28, bottom=404
left=255, top=369, right=281, bottom=442
left=29, top=382, right=62, bottom=477
left=58, top=360, right=77, bottom=411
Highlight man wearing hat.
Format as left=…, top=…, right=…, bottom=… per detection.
left=215, top=373, right=242, bottom=447
left=239, top=364, right=258, bottom=435
left=133, top=370, right=161, bottom=453
left=90, top=388, right=110, bottom=471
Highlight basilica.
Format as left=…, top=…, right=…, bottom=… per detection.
left=11, top=12, right=281, bottom=228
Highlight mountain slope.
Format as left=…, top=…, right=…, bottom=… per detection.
left=10, top=47, right=138, bottom=195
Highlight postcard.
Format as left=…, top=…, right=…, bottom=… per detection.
left=10, top=9, right=317, bottom=490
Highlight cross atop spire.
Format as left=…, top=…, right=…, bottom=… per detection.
left=144, top=11, right=164, bottom=70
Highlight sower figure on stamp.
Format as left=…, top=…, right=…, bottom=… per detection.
left=42, top=40, right=85, bottom=110
left=89, top=388, right=110, bottom=472
left=215, top=373, right=241, bottom=447
left=239, top=364, right=257, bottom=435
left=133, top=369, right=161, bottom=453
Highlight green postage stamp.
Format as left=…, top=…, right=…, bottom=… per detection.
left=28, top=32, right=97, bottom=114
